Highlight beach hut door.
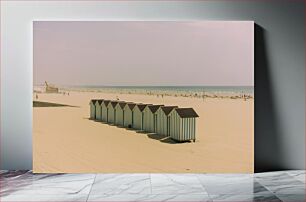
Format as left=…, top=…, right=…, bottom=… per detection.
left=114, top=109, right=116, bottom=123
left=154, top=114, right=157, bottom=133
left=106, top=108, right=109, bottom=122
left=167, top=116, right=170, bottom=136
left=132, top=111, right=134, bottom=127
left=141, top=112, right=144, bottom=130
left=123, top=111, right=125, bottom=125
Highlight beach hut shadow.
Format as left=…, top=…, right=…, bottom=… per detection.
left=84, top=118, right=110, bottom=126
left=114, top=125, right=126, bottom=128
left=84, top=117, right=100, bottom=121
left=160, top=137, right=185, bottom=144
left=93, top=120, right=103, bottom=123
left=135, top=130, right=147, bottom=134
left=107, top=123, right=119, bottom=127
left=88, top=119, right=105, bottom=124
left=119, top=128, right=142, bottom=134
left=147, top=134, right=180, bottom=144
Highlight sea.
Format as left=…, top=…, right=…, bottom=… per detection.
left=63, top=86, right=254, bottom=96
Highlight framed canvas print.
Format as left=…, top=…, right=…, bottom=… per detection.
left=33, top=21, right=254, bottom=173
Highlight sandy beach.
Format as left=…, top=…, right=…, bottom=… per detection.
left=33, top=90, right=254, bottom=173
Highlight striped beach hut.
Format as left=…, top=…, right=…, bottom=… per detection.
left=107, top=101, right=119, bottom=124
left=114, top=102, right=127, bottom=126
left=143, top=105, right=164, bottom=133
left=95, top=99, right=104, bottom=121
left=89, top=99, right=97, bottom=119
left=123, top=103, right=136, bottom=128
left=107, top=101, right=117, bottom=124
left=132, top=104, right=151, bottom=131
left=156, top=106, right=178, bottom=136
left=169, top=108, right=199, bottom=142
left=101, top=100, right=110, bottom=122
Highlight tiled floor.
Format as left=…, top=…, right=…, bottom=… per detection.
left=0, top=170, right=305, bottom=201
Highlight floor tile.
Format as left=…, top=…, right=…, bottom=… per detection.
left=255, top=171, right=296, bottom=179
left=1, top=172, right=95, bottom=196
left=256, top=172, right=305, bottom=195
left=0, top=170, right=33, bottom=182
left=0, top=194, right=88, bottom=201
left=286, top=170, right=305, bottom=183
left=210, top=194, right=282, bottom=202
left=197, top=174, right=270, bottom=195
left=88, top=194, right=144, bottom=201
left=150, top=174, right=207, bottom=195
left=1, top=170, right=305, bottom=202
left=0, top=170, right=8, bottom=174
left=88, top=194, right=211, bottom=201
left=90, top=174, right=151, bottom=195
left=142, top=194, right=211, bottom=202
left=275, top=194, right=306, bottom=202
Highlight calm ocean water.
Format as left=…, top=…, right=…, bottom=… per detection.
left=68, top=86, right=254, bottom=95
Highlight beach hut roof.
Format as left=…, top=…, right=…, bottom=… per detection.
left=90, top=99, right=98, bottom=104
left=97, top=99, right=104, bottom=105
left=111, top=101, right=119, bottom=108
left=175, top=108, right=199, bottom=118
left=148, top=105, right=164, bottom=113
left=136, top=104, right=151, bottom=112
left=119, top=102, right=128, bottom=109
left=127, top=103, right=137, bottom=110
left=161, top=106, right=178, bottom=115
left=103, top=100, right=111, bottom=106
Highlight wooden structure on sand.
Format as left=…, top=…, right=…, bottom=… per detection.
left=44, top=81, right=59, bottom=93
left=132, top=104, right=151, bottom=131
left=169, top=108, right=199, bottom=142
left=155, top=106, right=178, bottom=136
left=101, top=100, right=110, bottom=122
left=95, top=100, right=104, bottom=121
left=143, top=105, right=164, bottom=133
left=89, top=99, right=199, bottom=142
left=89, top=100, right=97, bottom=119
left=115, top=102, right=128, bottom=126
left=123, top=103, right=137, bottom=128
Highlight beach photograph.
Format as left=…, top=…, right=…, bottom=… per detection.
left=33, top=21, right=254, bottom=173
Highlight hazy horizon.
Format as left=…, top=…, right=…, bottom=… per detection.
left=34, top=21, right=254, bottom=86
left=34, top=84, right=254, bottom=87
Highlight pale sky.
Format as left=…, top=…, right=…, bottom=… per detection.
left=34, top=21, right=254, bottom=86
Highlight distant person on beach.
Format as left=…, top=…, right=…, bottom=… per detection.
left=36, top=94, right=38, bottom=100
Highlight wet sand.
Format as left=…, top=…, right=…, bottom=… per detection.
left=33, top=91, right=254, bottom=173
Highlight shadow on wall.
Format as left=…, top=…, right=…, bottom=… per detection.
left=255, top=24, right=285, bottom=172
